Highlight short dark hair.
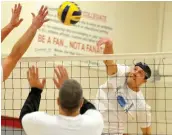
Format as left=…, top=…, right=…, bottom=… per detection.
left=59, top=79, right=83, bottom=111
left=135, top=62, right=151, bottom=79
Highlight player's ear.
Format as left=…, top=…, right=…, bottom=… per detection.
left=80, top=98, right=84, bottom=108
left=143, top=79, right=147, bottom=83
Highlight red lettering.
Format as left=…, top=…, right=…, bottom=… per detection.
left=53, top=38, right=64, bottom=46
left=47, top=37, right=51, bottom=44
left=70, top=41, right=81, bottom=49
left=81, top=44, right=85, bottom=51
left=38, top=34, right=45, bottom=43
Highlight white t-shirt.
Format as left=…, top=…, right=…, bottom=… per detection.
left=22, top=109, right=104, bottom=135
left=95, top=64, right=151, bottom=135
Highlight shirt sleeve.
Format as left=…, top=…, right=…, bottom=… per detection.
left=107, top=64, right=130, bottom=88
left=80, top=98, right=96, bottom=114
left=110, top=64, right=130, bottom=76
left=22, top=112, right=50, bottom=135
left=19, top=87, right=42, bottom=121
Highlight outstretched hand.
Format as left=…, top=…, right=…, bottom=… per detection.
left=27, top=66, right=46, bottom=89
left=31, top=5, right=49, bottom=29
left=97, top=38, right=113, bottom=54
left=53, top=66, right=69, bottom=89
left=10, top=3, right=23, bottom=27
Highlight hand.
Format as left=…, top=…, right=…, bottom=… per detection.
left=9, top=3, right=23, bottom=27
left=31, top=5, right=49, bottom=30
left=27, top=66, right=46, bottom=89
left=97, top=38, right=113, bottom=54
left=53, top=65, right=69, bottom=89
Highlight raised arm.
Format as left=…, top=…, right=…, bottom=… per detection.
left=19, top=66, right=46, bottom=121
left=97, top=38, right=117, bottom=75
left=2, top=5, right=49, bottom=81
left=1, top=3, right=23, bottom=42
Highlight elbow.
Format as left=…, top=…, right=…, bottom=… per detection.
left=2, top=67, right=11, bottom=82
left=3, top=75, right=8, bottom=82
left=19, top=111, right=24, bottom=122
left=105, top=64, right=118, bottom=76
left=107, top=68, right=117, bottom=76
left=107, top=70, right=117, bottom=76
left=19, top=107, right=28, bottom=123
left=19, top=112, right=25, bottom=128
left=8, top=52, right=21, bottom=62
left=2, top=56, right=18, bottom=81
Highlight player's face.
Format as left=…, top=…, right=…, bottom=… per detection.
left=129, top=66, right=146, bottom=86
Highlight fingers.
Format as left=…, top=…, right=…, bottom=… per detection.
left=53, top=78, right=60, bottom=88
left=14, top=3, right=22, bottom=13
left=54, top=66, right=62, bottom=88
left=58, top=66, right=67, bottom=78
left=31, top=5, right=49, bottom=27
left=14, top=4, right=17, bottom=12
left=38, top=5, right=44, bottom=15
left=31, top=66, right=39, bottom=79
left=10, top=3, right=23, bottom=27
left=27, top=70, right=30, bottom=80
left=97, top=39, right=104, bottom=46
left=97, top=38, right=105, bottom=46
left=58, top=66, right=68, bottom=78
left=18, top=3, right=22, bottom=14
left=42, top=7, right=48, bottom=16
left=27, top=65, right=68, bottom=89
left=43, top=10, right=48, bottom=19
left=31, top=66, right=35, bottom=77
left=38, top=5, right=48, bottom=16
left=28, top=66, right=38, bottom=79
left=44, top=19, right=50, bottom=23
left=41, top=78, right=46, bottom=88
left=28, top=67, right=33, bottom=78
left=97, top=38, right=113, bottom=47
left=18, top=18, right=23, bottom=25
left=54, top=67, right=60, bottom=80
left=31, top=13, right=35, bottom=18
left=58, top=66, right=64, bottom=77
left=36, top=67, right=39, bottom=79
left=38, top=5, right=49, bottom=22
left=53, top=65, right=69, bottom=89
left=63, top=67, right=69, bottom=79
left=61, top=66, right=68, bottom=79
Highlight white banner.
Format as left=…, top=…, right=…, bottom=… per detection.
left=26, top=2, right=115, bottom=57
left=22, top=1, right=116, bottom=69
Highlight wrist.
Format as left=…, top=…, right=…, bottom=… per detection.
left=29, top=24, right=38, bottom=31
left=104, top=60, right=115, bottom=65
left=106, top=39, right=113, bottom=46
left=31, top=87, right=43, bottom=93
left=7, top=23, right=15, bottom=30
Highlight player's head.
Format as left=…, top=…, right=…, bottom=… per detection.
left=57, top=79, right=83, bottom=116
left=127, top=62, right=151, bottom=87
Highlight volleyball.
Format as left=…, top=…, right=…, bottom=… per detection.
left=57, top=1, right=82, bottom=26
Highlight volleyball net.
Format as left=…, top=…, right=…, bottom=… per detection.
left=1, top=52, right=172, bottom=135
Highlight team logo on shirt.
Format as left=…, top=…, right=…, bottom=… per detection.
left=116, top=86, right=134, bottom=113
left=117, top=95, right=134, bottom=112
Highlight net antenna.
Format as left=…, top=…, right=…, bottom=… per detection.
left=149, top=58, right=162, bottom=82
